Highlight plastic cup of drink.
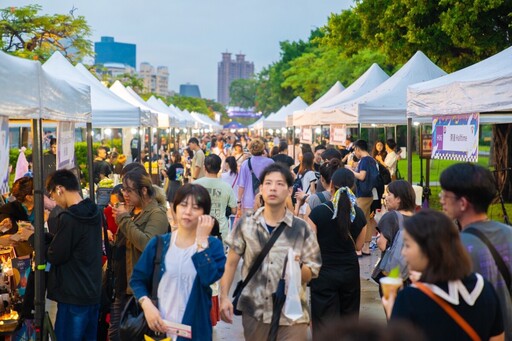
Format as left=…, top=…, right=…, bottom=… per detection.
left=379, top=276, right=403, bottom=299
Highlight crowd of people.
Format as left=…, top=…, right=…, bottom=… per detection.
left=1, top=130, right=510, bottom=341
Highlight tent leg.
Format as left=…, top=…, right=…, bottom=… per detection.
left=32, top=119, right=46, bottom=341
left=87, top=123, right=95, bottom=202
left=407, top=118, right=413, bottom=183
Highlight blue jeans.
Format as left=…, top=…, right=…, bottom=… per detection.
left=55, top=302, right=100, bottom=341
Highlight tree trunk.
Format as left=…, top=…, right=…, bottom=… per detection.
left=492, top=124, right=512, bottom=202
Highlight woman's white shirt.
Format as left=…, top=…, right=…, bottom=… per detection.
left=158, top=232, right=197, bottom=336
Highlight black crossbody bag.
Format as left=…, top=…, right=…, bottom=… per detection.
left=232, top=222, right=286, bottom=315
left=464, top=227, right=512, bottom=297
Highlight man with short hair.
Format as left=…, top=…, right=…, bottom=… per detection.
left=188, top=137, right=206, bottom=180
left=440, top=163, right=512, bottom=340
left=313, top=145, right=325, bottom=172
left=346, top=139, right=380, bottom=255
left=272, top=141, right=294, bottom=169
left=46, top=169, right=103, bottom=341
left=194, top=154, right=237, bottom=239
left=236, top=138, right=274, bottom=214
left=93, top=146, right=112, bottom=184
left=220, top=163, right=321, bottom=341
left=384, top=139, right=399, bottom=180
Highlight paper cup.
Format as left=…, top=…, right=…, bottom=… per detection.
left=379, top=277, right=403, bottom=299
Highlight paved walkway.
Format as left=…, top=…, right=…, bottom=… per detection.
left=213, top=248, right=385, bottom=340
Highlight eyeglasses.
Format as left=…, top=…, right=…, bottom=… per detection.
left=438, top=190, right=459, bottom=200
left=121, top=186, right=137, bottom=194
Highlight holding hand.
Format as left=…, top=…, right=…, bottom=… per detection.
left=0, top=218, right=12, bottom=230
left=141, top=298, right=167, bottom=333
left=196, top=215, right=214, bottom=241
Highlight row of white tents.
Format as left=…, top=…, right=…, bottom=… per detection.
left=252, top=48, right=512, bottom=131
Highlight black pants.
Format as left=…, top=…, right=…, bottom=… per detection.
left=108, top=292, right=131, bottom=341
left=310, top=267, right=360, bottom=340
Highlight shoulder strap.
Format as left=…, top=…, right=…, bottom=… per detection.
left=151, top=235, right=164, bottom=300
left=394, top=211, right=404, bottom=230
left=464, top=227, right=512, bottom=296
left=415, top=282, right=481, bottom=341
left=232, top=172, right=239, bottom=188
left=237, top=221, right=286, bottom=294
left=248, top=157, right=254, bottom=173
left=101, top=213, right=112, bottom=262
left=317, top=191, right=326, bottom=203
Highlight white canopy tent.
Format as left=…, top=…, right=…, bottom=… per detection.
left=171, top=106, right=197, bottom=128
left=262, top=97, right=308, bottom=129
left=407, top=46, right=512, bottom=123
left=249, top=115, right=266, bottom=130
left=334, top=51, right=447, bottom=125
left=190, top=112, right=222, bottom=131
left=0, top=51, right=91, bottom=121
left=147, top=96, right=188, bottom=128
left=43, top=52, right=146, bottom=128
left=109, top=81, right=160, bottom=127
left=293, top=63, right=390, bottom=126
left=125, top=86, right=167, bottom=127
left=292, top=81, right=345, bottom=126
left=162, top=100, right=194, bottom=128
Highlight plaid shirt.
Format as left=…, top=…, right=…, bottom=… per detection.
left=226, top=207, right=322, bottom=325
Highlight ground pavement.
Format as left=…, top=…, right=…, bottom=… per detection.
left=213, top=248, right=385, bottom=340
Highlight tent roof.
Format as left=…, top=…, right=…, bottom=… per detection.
left=109, top=81, right=160, bottom=127
left=408, top=46, right=512, bottom=123
left=293, top=63, right=390, bottom=126
left=0, top=51, right=91, bottom=122
left=43, top=53, right=143, bottom=127
left=262, top=97, right=308, bottom=129
left=304, top=81, right=345, bottom=112
left=337, top=51, right=446, bottom=124
left=147, top=96, right=187, bottom=128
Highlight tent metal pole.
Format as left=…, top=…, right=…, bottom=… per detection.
left=87, top=122, right=95, bottom=203
left=148, top=127, right=153, bottom=178
left=138, top=126, right=142, bottom=163
left=32, top=118, right=45, bottom=341
left=407, top=118, right=413, bottom=183
left=358, top=124, right=362, bottom=139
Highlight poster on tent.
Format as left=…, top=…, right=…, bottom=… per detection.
left=300, top=126, right=312, bottom=144
left=0, top=117, right=9, bottom=194
left=431, top=113, right=479, bottom=162
left=57, top=121, right=75, bottom=170
left=329, top=124, right=347, bottom=146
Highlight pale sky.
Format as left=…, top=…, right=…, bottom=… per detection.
left=9, top=0, right=353, bottom=100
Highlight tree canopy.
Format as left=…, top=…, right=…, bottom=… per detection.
left=0, top=5, right=93, bottom=63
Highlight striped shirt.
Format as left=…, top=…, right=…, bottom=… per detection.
left=226, top=207, right=322, bottom=325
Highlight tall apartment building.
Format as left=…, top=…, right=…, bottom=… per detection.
left=217, top=52, right=254, bottom=106
left=139, top=62, right=169, bottom=96
left=95, top=36, right=136, bottom=68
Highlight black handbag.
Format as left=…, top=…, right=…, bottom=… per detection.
left=232, top=222, right=286, bottom=315
left=120, top=235, right=164, bottom=340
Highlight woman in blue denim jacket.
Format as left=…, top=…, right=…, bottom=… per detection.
left=130, top=183, right=226, bottom=340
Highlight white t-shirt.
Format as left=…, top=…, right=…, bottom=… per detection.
left=384, top=151, right=398, bottom=177
left=299, top=170, right=317, bottom=214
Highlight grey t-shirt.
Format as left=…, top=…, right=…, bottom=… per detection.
left=461, top=220, right=512, bottom=340
left=308, top=191, right=332, bottom=211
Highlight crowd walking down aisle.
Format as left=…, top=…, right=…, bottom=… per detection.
left=11, top=131, right=508, bottom=341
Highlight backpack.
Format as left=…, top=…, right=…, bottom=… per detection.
left=291, top=174, right=303, bottom=205
left=358, top=157, right=382, bottom=197
left=247, top=158, right=260, bottom=195
left=317, top=191, right=327, bottom=204
left=378, top=163, right=392, bottom=185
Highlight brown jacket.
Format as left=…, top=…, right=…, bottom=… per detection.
left=116, top=199, right=169, bottom=294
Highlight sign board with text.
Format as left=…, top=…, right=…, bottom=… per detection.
left=432, top=113, right=479, bottom=162
left=57, top=121, right=75, bottom=170
left=300, top=126, right=312, bottom=144
left=329, top=124, right=347, bottom=146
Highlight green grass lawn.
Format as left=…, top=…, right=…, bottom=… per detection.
left=400, top=153, right=512, bottom=223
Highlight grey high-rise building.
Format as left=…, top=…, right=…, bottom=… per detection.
left=217, top=52, right=254, bottom=106
left=139, top=62, right=169, bottom=96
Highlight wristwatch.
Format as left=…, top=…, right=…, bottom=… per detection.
left=197, top=239, right=209, bottom=250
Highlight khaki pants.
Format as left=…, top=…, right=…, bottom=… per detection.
left=357, top=197, right=374, bottom=242
left=242, top=314, right=308, bottom=341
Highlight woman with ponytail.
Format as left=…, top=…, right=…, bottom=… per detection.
left=307, top=168, right=367, bottom=340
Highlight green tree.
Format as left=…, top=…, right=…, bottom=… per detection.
left=229, top=78, right=257, bottom=108
left=0, top=5, right=93, bottom=63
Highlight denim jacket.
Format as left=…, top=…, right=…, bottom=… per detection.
left=130, top=233, right=226, bottom=341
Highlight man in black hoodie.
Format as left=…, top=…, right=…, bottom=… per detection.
left=46, top=169, right=102, bottom=341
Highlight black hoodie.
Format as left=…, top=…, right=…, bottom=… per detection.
left=46, top=198, right=103, bottom=305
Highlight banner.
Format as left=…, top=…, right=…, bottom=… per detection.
left=329, top=124, right=347, bottom=146
left=300, top=126, right=312, bottom=144
left=432, top=113, right=479, bottom=162
left=57, top=121, right=75, bottom=170
left=0, top=117, right=9, bottom=194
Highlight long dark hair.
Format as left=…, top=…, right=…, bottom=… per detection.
left=122, top=170, right=155, bottom=199
left=225, top=156, right=238, bottom=176
left=331, top=168, right=355, bottom=241
left=298, top=152, right=314, bottom=175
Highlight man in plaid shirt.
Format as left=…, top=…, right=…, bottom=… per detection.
left=220, top=163, right=321, bottom=341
